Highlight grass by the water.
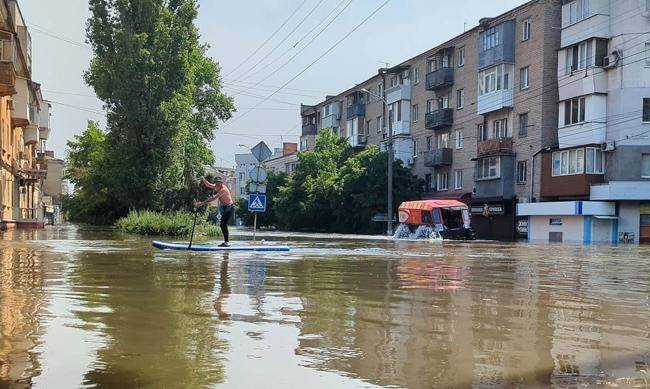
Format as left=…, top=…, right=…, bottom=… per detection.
left=116, top=210, right=222, bottom=237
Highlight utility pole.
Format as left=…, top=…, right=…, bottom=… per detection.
left=380, top=69, right=393, bottom=236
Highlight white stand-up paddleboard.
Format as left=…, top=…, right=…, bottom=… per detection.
left=152, top=241, right=291, bottom=252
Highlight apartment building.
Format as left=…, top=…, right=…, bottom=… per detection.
left=519, top=0, right=650, bottom=244
left=300, top=0, right=562, bottom=240
left=0, top=0, right=50, bottom=229
left=265, top=142, right=298, bottom=175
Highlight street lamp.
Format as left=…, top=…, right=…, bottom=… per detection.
left=361, top=87, right=394, bottom=236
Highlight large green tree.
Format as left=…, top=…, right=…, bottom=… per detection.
left=84, top=0, right=233, bottom=214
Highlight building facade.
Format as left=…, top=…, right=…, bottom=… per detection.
left=265, top=142, right=298, bottom=175
left=520, top=0, right=650, bottom=244
left=0, top=0, right=51, bottom=230
left=300, top=0, right=563, bottom=241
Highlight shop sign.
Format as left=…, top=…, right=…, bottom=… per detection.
left=516, top=218, right=528, bottom=235
left=471, top=204, right=505, bottom=216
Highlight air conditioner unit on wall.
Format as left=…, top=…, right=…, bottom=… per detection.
left=601, top=141, right=616, bottom=152
left=603, top=50, right=621, bottom=69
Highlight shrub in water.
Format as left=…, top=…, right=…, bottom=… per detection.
left=116, top=210, right=222, bottom=237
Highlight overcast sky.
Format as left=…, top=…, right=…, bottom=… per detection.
left=21, top=0, right=525, bottom=167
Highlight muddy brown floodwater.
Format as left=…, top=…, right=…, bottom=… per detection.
left=1, top=225, right=650, bottom=388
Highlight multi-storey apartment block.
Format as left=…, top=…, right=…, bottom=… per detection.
left=0, top=0, right=51, bottom=229
left=300, top=0, right=562, bottom=241
left=519, top=0, right=650, bottom=244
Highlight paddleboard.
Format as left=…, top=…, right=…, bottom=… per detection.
left=152, top=241, right=291, bottom=252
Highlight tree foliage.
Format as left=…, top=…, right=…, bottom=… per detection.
left=74, top=0, right=233, bottom=222
left=274, top=131, right=424, bottom=234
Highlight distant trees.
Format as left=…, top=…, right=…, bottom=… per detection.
left=66, top=0, right=234, bottom=223
left=238, top=131, right=424, bottom=234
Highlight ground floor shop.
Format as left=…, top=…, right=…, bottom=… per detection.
left=590, top=181, right=650, bottom=244
left=469, top=198, right=517, bottom=241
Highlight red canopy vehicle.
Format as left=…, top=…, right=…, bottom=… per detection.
left=398, top=200, right=476, bottom=240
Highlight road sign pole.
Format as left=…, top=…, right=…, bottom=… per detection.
left=253, top=212, right=257, bottom=242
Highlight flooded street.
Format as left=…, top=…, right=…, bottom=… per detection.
left=1, top=226, right=650, bottom=388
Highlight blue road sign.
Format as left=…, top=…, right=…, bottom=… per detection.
left=248, top=194, right=267, bottom=212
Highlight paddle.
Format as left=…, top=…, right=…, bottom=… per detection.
left=188, top=205, right=200, bottom=250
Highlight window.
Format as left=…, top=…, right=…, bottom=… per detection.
left=377, top=83, right=383, bottom=98
left=388, top=102, right=401, bottom=123
left=426, top=99, right=435, bottom=113
left=476, top=157, right=500, bottom=179
left=413, top=67, right=420, bottom=84
left=437, top=132, right=449, bottom=149
left=517, top=161, right=527, bottom=184
left=645, top=42, right=650, bottom=67
left=439, top=95, right=449, bottom=109
left=455, top=130, right=463, bottom=149
left=441, top=53, right=450, bottom=68
left=552, top=148, right=585, bottom=176
left=642, top=154, right=650, bottom=178
left=519, top=113, right=528, bottom=137
left=565, top=39, right=606, bottom=74
left=478, top=123, right=487, bottom=142
left=520, top=67, right=529, bottom=90
left=413, top=139, right=418, bottom=157
left=376, top=116, right=382, bottom=133
left=239, top=172, right=245, bottom=180
left=568, top=0, right=589, bottom=25
left=365, top=120, right=371, bottom=136
left=458, top=47, right=465, bottom=67
left=522, top=18, right=531, bottom=41
left=390, top=77, right=397, bottom=88
left=427, top=58, right=437, bottom=73
left=564, top=97, right=586, bottom=125
left=644, top=98, right=650, bottom=122
left=478, top=64, right=513, bottom=96
left=454, top=170, right=463, bottom=189
left=457, top=89, right=465, bottom=109
left=586, top=147, right=604, bottom=174
left=492, top=118, right=509, bottom=139
left=324, top=104, right=330, bottom=117
left=425, top=174, right=432, bottom=191
left=426, top=136, right=432, bottom=150
left=436, top=172, right=449, bottom=191
left=549, top=218, right=563, bottom=226
left=412, top=104, right=419, bottom=123
left=482, top=26, right=499, bottom=50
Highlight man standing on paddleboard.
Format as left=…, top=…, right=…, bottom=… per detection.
left=196, top=176, right=234, bottom=247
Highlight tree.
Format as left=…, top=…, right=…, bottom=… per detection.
left=236, top=171, right=288, bottom=228
left=84, top=0, right=234, bottom=217
left=64, top=121, right=123, bottom=224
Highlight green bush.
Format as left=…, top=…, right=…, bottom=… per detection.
left=116, top=210, right=222, bottom=237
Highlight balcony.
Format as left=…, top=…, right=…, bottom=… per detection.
left=385, top=83, right=411, bottom=105
left=558, top=121, right=606, bottom=149
left=321, top=114, right=339, bottom=129
left=346, top=103, right=366, bottom=119
left=561, top=12, right=610, bottom=48
left=349, top=134, right=367, bottom=148
left=474, top=155, right=516, bottom=199
left=425, top=109, right=454, bottom=130
left=477, top=138, right=514, bottom=157
left=477, top=89, right=514, bottom=115
left=478, top=20, right=515, bottom=70
left=424, top=148, right=453, bottom=167
left=302, top=123, right=317, bottom=136
left=23, top=125, right=38, bottom=145
left=558, top=66, right=608, bottom=101
left=425, top=68, right=454, bottom=91
left=0, top=61, right=16, bottom=96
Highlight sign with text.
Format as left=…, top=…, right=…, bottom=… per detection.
left=471, top=204, right=505, bottom=216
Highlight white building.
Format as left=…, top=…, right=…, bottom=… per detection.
left=234, top=153, right=258, bottom=199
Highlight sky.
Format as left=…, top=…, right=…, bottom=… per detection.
left=21, top=0, right=525, bottom=168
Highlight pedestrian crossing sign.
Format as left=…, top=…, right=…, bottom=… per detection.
left=248, top=194, right=267, bottom=212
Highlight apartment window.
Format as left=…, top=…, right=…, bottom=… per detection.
left=517, top=161, right=528, bottom=184
left=478, top=64, right=513, bottom=96
left=412, top=104, right=419, bottom=123
left=426, top=135, right=432, bottom=151
left=457, top=89, right=465, bottom=109
left=426, top=99, right=435, bottom=113
left=476, top=157, right=500, bottom=179
left=425, top=174, right=432, bottom=191
left=388, top=102, right=401, bottom=123
left=586, top=147, right=604, bottom=174
left=568, top=0, right=589, bottom=25
left=482, top=26, right=499, bottom=50
left=413, top=67, right=420, bottom=84
left=427, top=58, right=437, bottom=73
left=454, top=170, right=463, bottom=190
left=239, top=172, right=245, bottom=180
left=522, top=18, right=531, bottom=41
left=455, top=129, right=463, bottom=149
left=458, top=47, right=465, bottom=67
left=644, top=98, right=650, bottom=122
left=436, top=171, right=449, bottom=191
left=565, top=39, right=607, bottom=73
left=520, top=67, right=529, bottom=90
left=519, top=113, right=529, bottom=137
left=645, top=42, right=650, bottom=67
left=365, top=120, right=371, bottom=136
left=437, top=132, right=449, bottom=149
left=413, top=139, right=418, bottom=157
left=324, top=105, right=331, bottom=117
left=376, top=116, right=382, bottom=133
left=492, top=118, right=509, bottom=139
left=377, top=83, right=383, bottom=98
left=564, top=97, right=586, bottom=125
left=642, top=154, right=650, bottom=178
left=442, top=53, right=451, bottom=68
left=439, top=95, right=449, bottom=110
left=552, top=148, right=585, bottom=176
left=478, top=123, right=487, bottom=142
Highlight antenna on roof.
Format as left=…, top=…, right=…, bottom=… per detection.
left=463, top=22, right=467, bottom=32
left=378, top=61, right=390, bottom=69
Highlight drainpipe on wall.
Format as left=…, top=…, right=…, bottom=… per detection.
left=530, top=146, right=552, bottom=203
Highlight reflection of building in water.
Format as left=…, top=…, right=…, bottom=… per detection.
left=0, top=244, right=44, bottom=384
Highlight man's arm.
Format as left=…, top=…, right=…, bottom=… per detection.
left=196, top=193, right=219, bottom=207
left=201, top=176, right=217, bottom=189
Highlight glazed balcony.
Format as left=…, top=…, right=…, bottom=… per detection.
left=425, top=109, right=454, bottom=130
left=477, top=137, right=514, bottom=157
left=423, top=148, right=453, bottom=167
left=346, top=103, right=366, bottom=118
left=349, top=134, right=367, bottom=148
left=425, top=68, right=454, bottom=91
left=0, top=61, right=16, bottom=96
left=301, top=123, right=317, bottom=136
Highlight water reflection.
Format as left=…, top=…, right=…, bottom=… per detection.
left=1, top=227, right=650, bottom=388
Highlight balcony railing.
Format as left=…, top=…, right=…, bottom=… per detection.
left=424, top=148, right=453, bottom=167
left=477, top=137, right=514, bottom=157
left=0, top=61, right=16, bottom=96
left=350, top=134, right=367, bottom=148
left=425, top=67, right=454, bottom=91
left=302, top=123, right=317, bottom=135
left=425, top=108, right=454, bottom=130
left=346, top=103, right=366, bottom=118
left=20, top=207, right=36, bottom=220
